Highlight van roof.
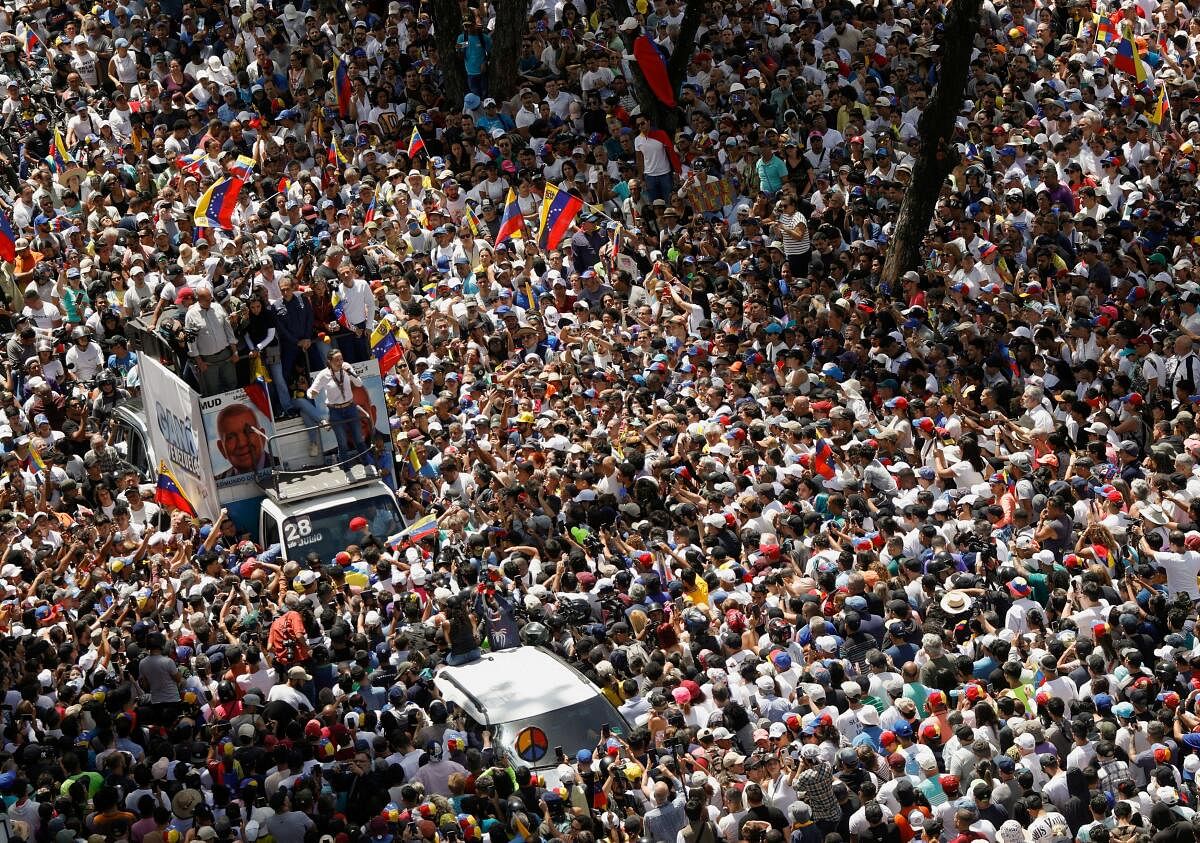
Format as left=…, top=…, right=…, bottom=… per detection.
left=435, top=649, right=595, bottom=723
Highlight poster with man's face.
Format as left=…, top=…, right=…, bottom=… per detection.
left=200, top=386, right=276, bottom=502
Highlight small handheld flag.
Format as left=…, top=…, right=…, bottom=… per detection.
left=463, top=203, right=482, bottom=238
left=812, top=439, right=836, bottom=480
left=329, top=135, right=349, bottom=166
left=155, top=461, right=197, bottom=516
left=537, top=184, right=584, bottom=251
left=1150, top=84, right=1170, bottom=125
left=228, top=154, right=256, bottom=181
left=330, top=288, right=351, bottom=330
left=364, top=195, right=377, bottom=224
left=50, top=128, right=74, bottom=173
left=371, top=316, right=403, bottom=373
left=408, top=127, right=426, bottom=158
left=494, top=188, right=525, bottom=246
left=177, top=148, right=209, bottom=174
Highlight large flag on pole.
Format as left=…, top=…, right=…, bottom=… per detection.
left=536, top=184, right=584, bottom=251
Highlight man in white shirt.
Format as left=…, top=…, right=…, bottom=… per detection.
left=1142, top=530, right=1200, bottom=601
left=266, top=665, right=315, bottom=717
left=332, top=262, right=374, bottom=363
left=307, top=349, right=368, bottom=463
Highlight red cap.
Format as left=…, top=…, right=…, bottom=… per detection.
left=335, top=551, right=352, bottom=566
left=920, top=723, right=940, bottom=741
left=349, top=516, right=368, bottom=531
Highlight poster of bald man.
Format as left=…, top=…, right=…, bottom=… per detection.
left=200, top=386, right=276, bottom=492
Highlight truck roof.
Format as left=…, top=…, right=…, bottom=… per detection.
left=262, top=463, right=391, bottom=504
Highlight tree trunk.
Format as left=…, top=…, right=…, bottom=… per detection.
left=490, top=0, right=530, bottom=102
left=881, top=0, right=984, bottom=284
left=629, top=0, right=704, bottom=135
left=429, top=0, right=468, bottom=112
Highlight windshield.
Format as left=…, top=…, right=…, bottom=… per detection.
left=283, top=494, right=401, bottom=561
left=493, top=696, right=627, bottom=770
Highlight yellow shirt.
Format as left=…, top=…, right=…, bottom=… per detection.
left=683, top=578, right=709, bottom=607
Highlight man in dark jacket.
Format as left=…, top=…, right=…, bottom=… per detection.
left=272, top=276, right=315, bottom=401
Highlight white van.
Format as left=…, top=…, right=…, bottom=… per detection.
left=434, top=648, right=631, bottom=783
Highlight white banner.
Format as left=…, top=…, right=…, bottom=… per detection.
left=140, top=357, right=219, bottom=521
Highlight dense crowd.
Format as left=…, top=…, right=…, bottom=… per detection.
left=1, top=0, right=1200, bottom=842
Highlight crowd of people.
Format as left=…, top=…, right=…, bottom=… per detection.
left=2, top=0, right=1200, bottom=842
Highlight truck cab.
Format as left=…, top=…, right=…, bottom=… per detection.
left=109, top=400, right=402, bottom=560
left=257, top=464, right=403, bottom=562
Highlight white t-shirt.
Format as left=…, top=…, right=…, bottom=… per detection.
left=1153, top=549, right=1200, bottom=601
left=635, top=133, right=671, bottom=177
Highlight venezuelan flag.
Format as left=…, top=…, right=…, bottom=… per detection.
left=364, top=195, right=376, bottom=224
left=50, top=128, right=74, bottom=173
left=155, top=461, right=197, bottom=516
left=0, top=206, right=15, bottom=263
left=329, top=135, right=348, bottom=166
left=813, top=439, right=836, bottom=480
left=495, top=188, right=525, bottom=245
left=386, top=513, right=439, bottom=549
left=1114, top=23, right=1147, bottom=82
left=463, top=203, right=481, bottom=237
left=408, top=127, right=426, bottom=158
left=278, top=175, right=291, bottom=196
left=228, top=154, right=255, bottom=181
left=177, top=148, right=208, bottom=174
left=371, top=317, right=402, bottom=373
left=1150, top=84, right=1169, bottom=125
left=330, top=288, right=350, bottom=330
left=193, top=176, right=244, bottom=230
left=537, top=183, right=584, bottom=251
left=335, top=55, right=352, bottom=119
left=17, top=22, right=40, bottom=55
left=28, top=447, right=45, bottom=476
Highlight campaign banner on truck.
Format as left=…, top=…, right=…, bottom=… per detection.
left=139, top=357, right=218, bottom=521
left=200, top=385, right=276, bottom=498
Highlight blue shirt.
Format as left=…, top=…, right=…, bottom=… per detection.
left=456, top=32, right=492, bottom=76
left=756, top=155, right=789, bottom=194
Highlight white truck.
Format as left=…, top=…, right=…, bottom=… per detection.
left=109, top=398, right=402, bottom=561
